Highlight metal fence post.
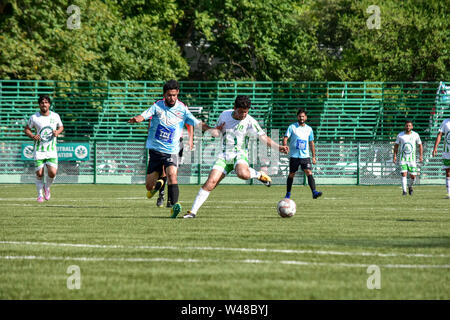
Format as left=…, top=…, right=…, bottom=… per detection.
left=357, top=142, right=361, bottom=185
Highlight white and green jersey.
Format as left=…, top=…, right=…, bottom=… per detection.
left=438, top=119, right=450, bottom=160
left=395, top=131, right=422, bottom=165
left=216, top=110, right=265, bottom=160
left=27, top=111, right=63, bottom=160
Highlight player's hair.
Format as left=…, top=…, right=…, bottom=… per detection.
left=234, top=95, right=251, bottom=109
left=38, top=94, right=51, bottom=104
left=405, top=119, right=413, bottom=125
left=163, top=80, right=180, bottom=94
left=297, top=108, right=307, bottom=116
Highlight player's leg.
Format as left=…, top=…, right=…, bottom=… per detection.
left=408, top=165, right=417, bottom=196
left=445, top=167, right=450, bottom=199
left=35, top=160, right=45, bottom=202
left=302, top=158, right=322, bottom=199
left=400, top=165, right=408, bottom=195
left=184, top=168, right=225, bottom=218
left=146, top=150, right=164, bottom=199
left=164, top=153, right=182, bottom=218
left=233, top=154, right=271, bottom=186
left=157, top=166, right=167, bottom=208
left=286, top=158, right=300, bottom=198
left=44, top=159, right=58, bottom=201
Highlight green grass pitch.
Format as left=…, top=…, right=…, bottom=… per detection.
left=0, top=184, right=449, bottom=299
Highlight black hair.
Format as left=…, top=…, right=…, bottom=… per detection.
left=405, top=119, right=413, bottom=124
left=38, top=94, right=51, bottom=104
left=297, top=108, right=307, bottom=116
left=234, top=95, right=251, bottom=109
left=163, top=80, right=180, bottom=94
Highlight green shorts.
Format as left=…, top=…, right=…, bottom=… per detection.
left=212, top=154, right=249, bottom=175
left=35, top=158, right=58, bottom=171
left=400, top=164, right=417, bottom=174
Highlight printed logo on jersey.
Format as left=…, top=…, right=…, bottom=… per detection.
left=39, top=126, right=54, bottom=143
left=296, top=139, right=307, bottom=150
left=402, top=142, right=413, bottom=154
left=155, top=124, right=175, bottom=143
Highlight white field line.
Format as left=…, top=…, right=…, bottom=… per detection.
left=0, top=255, right=449, bottom=269
left=1, top=240, right=449, bottom=259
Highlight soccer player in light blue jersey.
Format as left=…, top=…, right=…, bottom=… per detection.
left=128, top=80, right=218, bottom=218
left=282, top=108, right=322, bottom=199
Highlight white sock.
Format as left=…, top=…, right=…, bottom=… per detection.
left=36, top=177, right=44, bottom=197
left=46, top=177, right=54, bottom=189
left=190, top=188, right=210, bottom=214
left=401, top=176, right=407, bottom=192
left=446, top=178, right=450, bottom=196
left=408, top=178, right=415, bottom=188
left=249, top=167, right=261, bottom=179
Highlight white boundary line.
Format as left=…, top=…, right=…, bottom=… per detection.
left=1, top=240, right=449, bottom=258
left=1, top=255, right=449, bottom=269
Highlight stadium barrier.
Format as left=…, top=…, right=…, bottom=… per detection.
left=0, top=137, right=445, bottom=185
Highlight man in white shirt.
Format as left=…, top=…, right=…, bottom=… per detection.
left=24, top=95, right=64, bottom=202
left=432, top=118, right=450, bottom=199
left=393, top=120, right=423, bottom=196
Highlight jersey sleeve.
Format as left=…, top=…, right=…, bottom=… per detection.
left=249, top=118, right=265, bottom=137
left=55, top=113, right=63, bottom=128
left=184, top=108, right=201, bottom=127
left=416, top=133, right=422, bottom=145
left=140, top=103, right=157, bottom=120
left=439, top=120, right=448, bottom=133
left=284, top=125, right=292, bottom=138
left=308, top=128, right=314, bottom=141
left=395, top=134, right=401, bottom=144
left=27, top=115, right=35, bottom=129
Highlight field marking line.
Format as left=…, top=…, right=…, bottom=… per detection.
left=1, top=240, right=449, bottom=258
left=0, top=255, right=449, bottom=269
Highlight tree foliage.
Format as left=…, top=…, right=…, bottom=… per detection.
left=0, top=0, right=448, bottom=81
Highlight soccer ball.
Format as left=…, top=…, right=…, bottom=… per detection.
left=277, top=198, right=296, bottom=218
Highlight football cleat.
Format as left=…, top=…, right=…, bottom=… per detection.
left=170, top=203, right=182, bottom=219
left=183, top=211, right=196, bottom=219
left=37, top=196, right=44, bottom=203
left=408, top=186, right=413, bottom=196
left=402, top=191, right=407, bottom=196
left=146, top=179, right=164, bottom=199
left=44, top=186, right=51, bottom=201
left=166, top=201, right=173, bottom=208
left=156, top=193, right=165, bottom=208
left=312, top=190, right=322, bottom=199
left=258, top=171, right=272, bottom=187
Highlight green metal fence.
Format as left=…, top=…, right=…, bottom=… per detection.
left=1, top=80, right=448, bottom=185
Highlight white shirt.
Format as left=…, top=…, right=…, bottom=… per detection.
left=438, top=119, right=450, bottom=159
left=395, top=131, right=422, bottom=165
left=215, top=110, right=265, bottom=160
left=27, top=111, right=63, bottom=160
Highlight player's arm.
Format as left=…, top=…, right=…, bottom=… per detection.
left=24, top=125, right=40, bottom=141
left=185, top=123, right=194, bottom=150
left=259, top=134, right=288, bottom=154
left=310, top=140, right=316, bottom=165
left=53, top=125, right=64, bottom=137
left=418, top=143, right=423, bottom=162
left=200, top=121, right=224, bottom=137
left=433, top=132, right=443, bottom=157
left=282, top=136, right=289, bottom=147
left=393, top=143, right=399, bottom=163
left=128, top=115, right=145, bottom=123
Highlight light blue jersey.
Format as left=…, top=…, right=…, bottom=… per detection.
left=141, top=99, right=200, bottom=154
left=285, top=122, right=314, bottom=158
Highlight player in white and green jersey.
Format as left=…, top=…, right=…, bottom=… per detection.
left=183, top=95, right=289, bottom=218
left=393, top=120, right=423, bottom=196
left=432, top=118, right=450, bottom=199
left=24, top=95, right=64, bottom=202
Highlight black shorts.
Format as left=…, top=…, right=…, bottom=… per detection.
left=289, top=157, right=312, bottom=173
left=147, top=149, right=179, bottom=175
